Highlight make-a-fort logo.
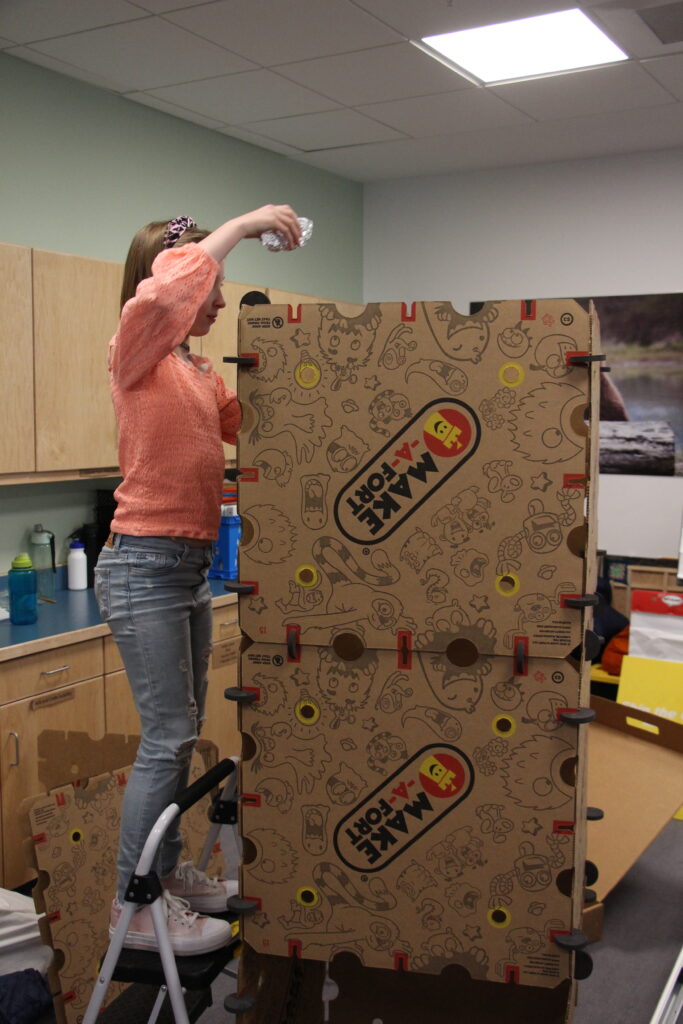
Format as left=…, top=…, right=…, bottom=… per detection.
left=333, top=744, right=474, bottom=872
left=334, top=399, right=481, bottom=545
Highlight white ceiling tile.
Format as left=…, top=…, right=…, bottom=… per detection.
left=272, top=42, right=471, bottom=106
left=243, top=108, right=406, bottom=150
left=217, top=125, right=305, bottom=158
left=27, top=16, right=255, bottom=91
left=489, top=62, right=675, bottom=120
left=147, top=70, right=340, bottom=124
left=165, top=0, right=402, bottom=66
left=642, top=53, right=683, bottom=99
left=6, top=45, right=130, bottom=92
left=300, top=100, right=683, bottom=180
left=130, top=0, right=210, bottom=11
left=358, top=89, right=533, bottom=139
left=125, top=90, right=226, bottom=129
left=0, top=0, right=145, bottom=44
left=589, top=5, right=683, bottom=60
left=350, top=0, right=570, bottom=38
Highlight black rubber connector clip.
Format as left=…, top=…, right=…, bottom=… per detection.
left=514, top=637, right=528, bottom=676
left=223, top=582, right=255, bottom=595
left=584, top=888, right=598, bottom=905
left=559, top=708, right=597, bottom=725
left=223, top=355, right=259, bottom=366
left=586, top=806, right=605, bottom=821
left=227, top=896, right=260, bottom=915
left=553, top=929, right=589, bottom=952
left=568, top=353, right=607, bottom=366
left=224, top=994, right=256, bottom=1014
left=124, top=872, right=163, bottom=905
left=564, top=594, right=600, bottom=609
left=224, top=687, right=258, bottom=704
left=225, top=468, right=239, bottom=482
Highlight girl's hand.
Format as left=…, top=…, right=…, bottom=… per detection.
left=238, top=205, right=302, bottom=249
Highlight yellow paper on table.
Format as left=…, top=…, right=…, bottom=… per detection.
left=618, top=654, right=683, bottom=726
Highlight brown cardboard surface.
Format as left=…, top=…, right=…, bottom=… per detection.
left=239, top=642, right=585, bottom=989
left=237, top=300, right=599, bottom=660
left=586, top=696, right=683, bottom=902
left=233, top=299, right=599, bottom=1019
left=25, top=740, right=222, bottom=1024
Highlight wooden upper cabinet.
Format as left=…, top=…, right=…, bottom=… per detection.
left=33, top=250, right=122, bottom=471
left=0, top=243, right=34, bottom=473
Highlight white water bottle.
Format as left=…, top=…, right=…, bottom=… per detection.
left=67, top=540, right=88, bottom=590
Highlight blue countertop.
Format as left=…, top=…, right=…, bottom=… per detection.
left=0, top=578, right=233, bottom=655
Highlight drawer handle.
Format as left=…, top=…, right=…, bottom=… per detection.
left=9, top=731, right=20, bottom=767
left=40, top=665, right=70, bottom=676
left=30, top=690, right=75, bottom=712
left=218, top=621, right=237, bottom=633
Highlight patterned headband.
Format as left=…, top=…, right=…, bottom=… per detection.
left=163, top=215, right=197, bottom=248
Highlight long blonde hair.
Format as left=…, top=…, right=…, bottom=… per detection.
left=120, top=220, right=210, bottom=310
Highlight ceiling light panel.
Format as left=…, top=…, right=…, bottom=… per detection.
left=421, top=8, right=628, bottom=84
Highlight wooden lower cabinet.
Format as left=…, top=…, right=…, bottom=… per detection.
left=0, top=676, right=106, bottom=889
left=104, top=669, right=140, bottom=739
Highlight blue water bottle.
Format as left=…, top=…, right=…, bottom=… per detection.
left=9, top=552, right=38, bottom=625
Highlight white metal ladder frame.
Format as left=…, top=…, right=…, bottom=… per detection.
left=82, top=758, right=238, bottom=1024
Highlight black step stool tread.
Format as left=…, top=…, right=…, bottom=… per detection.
left=112, top=937, right=239, bottom=989
left=99, top=982, right=211, bottom=1022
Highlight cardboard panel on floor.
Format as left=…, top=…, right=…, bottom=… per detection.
left=25, top=742, right=222, bottom=1024
left=236, top=300, right=599, bottom=660
left=238, top=643, right=585, bottom=989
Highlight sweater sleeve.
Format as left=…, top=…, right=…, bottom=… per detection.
left=111, top=244, right=220, bottom=389
left=215, top=374, right=241, bottom=446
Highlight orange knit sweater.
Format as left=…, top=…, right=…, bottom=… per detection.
left=109, top=244, right=241, bottom=541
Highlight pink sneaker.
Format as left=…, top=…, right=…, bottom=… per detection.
left=161, top=861, right=238, bottom=914
left=109, top=893, right=232, bottom=955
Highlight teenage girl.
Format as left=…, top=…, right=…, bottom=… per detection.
left=95, top=205, right=301, bottom=955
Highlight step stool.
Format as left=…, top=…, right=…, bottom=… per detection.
left=83, top=759, right=240, bottom=1024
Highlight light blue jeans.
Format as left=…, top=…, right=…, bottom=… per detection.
left=94, top=534, right=213, bottom=902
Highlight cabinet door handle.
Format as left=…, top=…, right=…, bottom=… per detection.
left=218, top=621, right=237, bottom=633
left=40, top=665, right=70, bottom=676
left=9, top=731, right=20, bottom=767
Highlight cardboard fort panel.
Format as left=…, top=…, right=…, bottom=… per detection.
left=238, top=642, right=587, bottom=991
left=25, top=744, right=222, bottom=1024
left=236, top=300, right=600, bottom=660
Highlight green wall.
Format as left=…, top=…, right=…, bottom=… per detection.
left=0, top=52, right=362, bottom=298
left=0, top=53, right=363, bottom=576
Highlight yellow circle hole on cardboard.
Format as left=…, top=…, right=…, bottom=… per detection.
left=498, top=362, right=525, bottom=387
left=295, top=698, right=321, bottom=726
left=495, top=572, right=520, bottom=596
left=70, top=829, right=83, bottom=844
left=295, top=358, right=322, bottom=389
left=492, top=714, right=517, bottom=738
left=295, top=565, right=319, bottom=588
left=296, top=886, right=321, bottom=908
left=488, top=907, right=511, bottom=929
